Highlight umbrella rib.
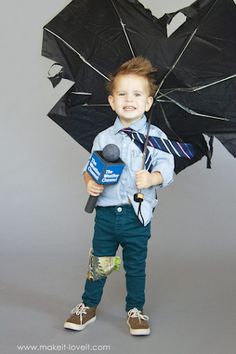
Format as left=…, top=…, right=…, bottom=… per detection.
left=44, top=28, right=110, bottom=81
left=82, top=103, right=110, bottom=107
left=71, top=92, right=92, bottom=95
left=155, top=0, right=220, bottom=98
left=157, top=73, right=236, bottom=97
left=191, top=73, right=236, bottom=92
left=159, top=102, right=184, bottom=142
left=110, top=0, right=135, bottom=57
left=158, top=92, right=230, bottom=122
left=154, top=28, right=198, bottom=97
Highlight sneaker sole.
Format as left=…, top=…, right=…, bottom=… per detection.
left=64, top=316, right=96, bottom=331
left=127, top=320, right=151, bottom=336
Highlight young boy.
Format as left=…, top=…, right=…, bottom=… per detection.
left=64, top=57, right=174, bottom=336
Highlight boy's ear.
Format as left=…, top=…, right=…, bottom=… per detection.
left=108, top=95, right=115, bottom=111
left=145, top=96, right=154, bottom=112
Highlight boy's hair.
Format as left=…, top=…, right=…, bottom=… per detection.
left=107, top=56, right=157, bottom=97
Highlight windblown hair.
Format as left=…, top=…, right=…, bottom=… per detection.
left=107, top=56, right=157, bottom=97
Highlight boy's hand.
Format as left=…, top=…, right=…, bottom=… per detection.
left=136, top=170, right=163, bottom=189
left=83, top=171, right=104, bottom=196
left=135, top=170, right=152, bottom=189
left=87, top=180, right=104, bottom=196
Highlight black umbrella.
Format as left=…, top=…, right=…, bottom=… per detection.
left=42, top=0, right=236, bottom=173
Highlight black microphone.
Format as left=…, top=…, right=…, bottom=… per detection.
left=103, top=144, right=120, bottom=162
left=85, top=144, right=125, bottom=213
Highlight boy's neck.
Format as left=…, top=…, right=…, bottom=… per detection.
left=119, top=115, right=144, bottom=128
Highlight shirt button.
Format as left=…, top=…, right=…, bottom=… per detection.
left=117, top=207, right=122, bottom=212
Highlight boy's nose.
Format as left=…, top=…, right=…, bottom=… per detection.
left=125, top=94, right=133, bottom=101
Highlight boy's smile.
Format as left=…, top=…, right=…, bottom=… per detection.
left=108, top=74, right=153, bottom=127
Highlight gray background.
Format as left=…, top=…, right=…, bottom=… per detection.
left=0, top=1, right=236, bottom=353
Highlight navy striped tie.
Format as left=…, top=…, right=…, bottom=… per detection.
left=121, top=128, right=195, bottom=172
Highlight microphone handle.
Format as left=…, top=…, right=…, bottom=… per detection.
left=84, top=195, right=98, bottom=213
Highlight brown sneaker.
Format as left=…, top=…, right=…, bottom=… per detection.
left=127, top=308, right=150, bottom=336
left=64, top=303, right=96, bottom=331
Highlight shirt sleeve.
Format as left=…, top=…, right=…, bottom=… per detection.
left=150, top=128, right=175, bottom=188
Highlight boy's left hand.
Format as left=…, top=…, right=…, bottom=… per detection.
left=135, top=170, right=153, bottom=189
left=136, top=170, right=164, bottom=189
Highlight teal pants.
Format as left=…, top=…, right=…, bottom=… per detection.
left=82, top=205, right=151, bottom=312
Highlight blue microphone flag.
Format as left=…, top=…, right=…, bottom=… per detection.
left=86, top=151, right=125, bottom=185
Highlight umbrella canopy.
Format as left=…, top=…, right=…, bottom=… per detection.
left=42, top=0, right=236, bottom=173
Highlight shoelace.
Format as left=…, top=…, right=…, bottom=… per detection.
left=71, top=303, right=89, bottom=322
left=127, top=308, right=149, bottom=323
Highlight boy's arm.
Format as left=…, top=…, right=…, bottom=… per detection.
left=145, top=128, right=175, bottom=189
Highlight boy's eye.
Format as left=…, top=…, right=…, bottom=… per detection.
left=118, top=92, right=125, bottom=96
left=134, top=93, right=141, bottom=97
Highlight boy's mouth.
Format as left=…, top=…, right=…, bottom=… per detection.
left=123, top=106, right=136, bottom=111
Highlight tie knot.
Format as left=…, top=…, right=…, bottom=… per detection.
left=120, top=127, right=135, bottom=133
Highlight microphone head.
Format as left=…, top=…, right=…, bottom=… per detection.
left=102, top=144, right=120, bottom=162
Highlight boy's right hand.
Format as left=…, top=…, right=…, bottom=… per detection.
left=87, top=180, right=104, bottom=196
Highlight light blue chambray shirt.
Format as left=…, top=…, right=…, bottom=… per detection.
left=84, top=115, right=174, bottom=225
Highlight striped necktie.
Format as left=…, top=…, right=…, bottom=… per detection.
left=120, top=128, right=195, bottom=172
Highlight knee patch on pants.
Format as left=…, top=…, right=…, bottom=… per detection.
left=87, top=249, right=121, bottom=281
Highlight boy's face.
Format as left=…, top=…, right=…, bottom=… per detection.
left=108, top=74, right=153, bottom=127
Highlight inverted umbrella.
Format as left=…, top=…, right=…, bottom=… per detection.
left=42, top=0, right=236, bottom=173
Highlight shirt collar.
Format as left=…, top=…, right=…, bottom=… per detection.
left=113, top=115, right=147, bottom=134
